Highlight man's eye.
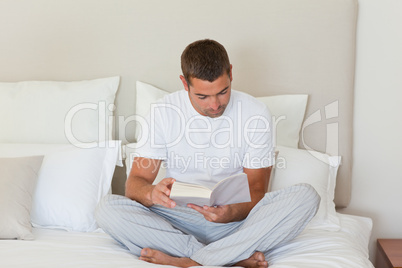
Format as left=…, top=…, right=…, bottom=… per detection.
left=219, top=90, right=227, bottom=95
left=198, top=96, right=207, bottom=100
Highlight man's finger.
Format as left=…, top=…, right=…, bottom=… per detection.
left=188, top=204, right=213, bottom=216
left=161, top=177, right=175, bottom=186
left=159, top=193, right=176, bottom=208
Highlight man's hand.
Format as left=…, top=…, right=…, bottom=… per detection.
left=186, top=167, right=272, bottom=223
left=150, top=178, right=176, bottom=208
left=187, top=204, right=235, bottom=223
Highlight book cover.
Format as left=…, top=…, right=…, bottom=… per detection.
left=169, top=173, right=251, bottom=206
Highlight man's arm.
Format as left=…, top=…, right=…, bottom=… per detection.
left=125, top=157, right=176, bottom=208
left=187, top=166, right=272, bottom=223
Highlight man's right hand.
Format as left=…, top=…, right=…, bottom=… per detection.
left=150, top=178, right=176, bottom=208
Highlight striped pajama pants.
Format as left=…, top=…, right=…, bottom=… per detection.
left=95, top=183, right=320, bottom=266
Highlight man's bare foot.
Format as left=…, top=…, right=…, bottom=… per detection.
left=139, top=248, right=200, bottom=267
left=234, top=252, right=268, bottom=268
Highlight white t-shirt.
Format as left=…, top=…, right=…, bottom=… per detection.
left=135, top=89, right=274, bottom=189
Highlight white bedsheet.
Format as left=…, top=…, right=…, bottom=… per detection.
left=0, top=213, right=374, bottom=268
left=267, top=213, right=374, bottom=267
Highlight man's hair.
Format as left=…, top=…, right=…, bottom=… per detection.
left=181, top=39, right=231, bottom=86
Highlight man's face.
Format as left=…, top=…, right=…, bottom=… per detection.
left=180, top=70, right=232, bottom=118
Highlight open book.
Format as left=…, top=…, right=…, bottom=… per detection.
left=169, top=173, right=251, bottom=206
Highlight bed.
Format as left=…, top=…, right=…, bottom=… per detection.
left=0, top=0, right=374, bottom=267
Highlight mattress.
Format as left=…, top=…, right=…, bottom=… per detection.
left=0, top=213, right=373, bottom=268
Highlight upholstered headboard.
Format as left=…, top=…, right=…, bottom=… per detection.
left=112, top=0, right=358, bottom=208
left=243, top=0, right=358, bottom=208
left=0, top=0, right=358, bottom=208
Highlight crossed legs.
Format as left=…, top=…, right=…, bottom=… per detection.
left=95, top=183, right=320, bottom=267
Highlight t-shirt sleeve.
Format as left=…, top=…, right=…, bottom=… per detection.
left=242, top=106, right=275, bottom=169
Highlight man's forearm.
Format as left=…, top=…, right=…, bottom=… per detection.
left=223, top=190, right=265, bottom=222
left=227, top=202, right=256, bottom=222
left=125, top=176, right=155, bottom=207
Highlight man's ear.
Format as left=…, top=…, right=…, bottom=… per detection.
left=179, top=75, right=190, bottom=92
left=229, top=64, right=233, bottom=82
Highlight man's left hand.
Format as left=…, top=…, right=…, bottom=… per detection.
left=187, top=203, right=234, bottom=223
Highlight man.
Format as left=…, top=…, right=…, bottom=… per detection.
left=96, top=39, right=320, bottom=268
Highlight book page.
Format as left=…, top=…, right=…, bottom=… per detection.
left=209, top=173, right=251, bottom=206
left=169, top=173, right=251, bottom=207
left=169, top=181, right=212, bottom=206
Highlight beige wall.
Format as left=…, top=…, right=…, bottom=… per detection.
left=1, top=0, right=401, bottom=263
left=1, top=0, right=302, bottom=144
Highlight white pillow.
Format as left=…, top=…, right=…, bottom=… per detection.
left=124, top=143, right=166, bottom=185
left=0, top=76, right=120, bottom=144
left=135, top=81, right=307, bottom=148
left=0, top=141, right=122, bottom=232
left=270, top=145, right=341, bottom=231
left=135, top=81, right=169, bottom=140
left=0, top=156, right=44, bottom=240
left=257, top=94, right=308, bottom=148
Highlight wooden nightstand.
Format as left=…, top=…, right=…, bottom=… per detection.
left=376, top=239, right=402, bottom=268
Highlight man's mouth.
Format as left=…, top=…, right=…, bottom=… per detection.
left=210, top=106, right=224, bottom=114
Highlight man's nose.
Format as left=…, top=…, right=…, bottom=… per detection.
left=210, top=97, right=221, bottom=110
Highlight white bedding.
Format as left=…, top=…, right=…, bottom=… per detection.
left=0, top=213, right=373, bottom=268
left=267, top=213, right=374, bottom=267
